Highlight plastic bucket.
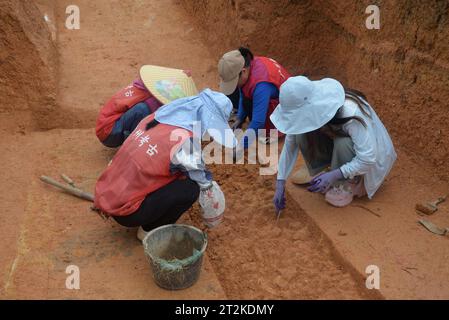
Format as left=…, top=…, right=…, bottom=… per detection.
left=142, top=224, right=208, bottom=290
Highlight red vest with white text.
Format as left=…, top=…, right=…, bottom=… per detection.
left=95, top=83, right=152, bottom=142
left=241, top=57, right=291, bottom=130
left=94, top=114, right=193, bottom=216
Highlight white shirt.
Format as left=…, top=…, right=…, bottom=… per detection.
left=277, top=98, right=397, bottom=198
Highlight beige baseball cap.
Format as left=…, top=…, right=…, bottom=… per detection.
left=218, top=50, right=245, bottom=95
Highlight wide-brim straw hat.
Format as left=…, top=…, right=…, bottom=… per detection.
left=140, top=65, right=198, bottom=105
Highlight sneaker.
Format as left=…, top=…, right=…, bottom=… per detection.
left=325, top=183, right=354, bottom=207
left=325, top=176, right=366, bottom=207
left=291, top=165, right=313, bottom=185
left=348, top=176, right=367, bottom=197
left=137, top=226, right=148, bottom=242
left=292, top=166, right=328, bottom=185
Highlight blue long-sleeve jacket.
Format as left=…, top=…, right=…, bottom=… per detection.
left=238, top=82, right=279, bottom=149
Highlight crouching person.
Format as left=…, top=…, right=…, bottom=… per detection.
left=94, top=89, right=236, bottom=241
left=271, top=76, right=397, bottom=210
left=95, top=65, right=198, bottom=148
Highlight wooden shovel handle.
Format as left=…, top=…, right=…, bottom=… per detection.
left=61, top=174, right=75, bottom=187
left=40, top=175, right=94, bottom=202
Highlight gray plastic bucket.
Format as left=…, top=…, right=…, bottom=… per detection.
left=142, top=224, right=208, bottom=290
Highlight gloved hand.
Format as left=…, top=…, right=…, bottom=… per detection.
left=232, top=118, right=243, bottom=130
left=273, top=179, right=286, bottom=213
left=308, top=169, right=343, bottom=193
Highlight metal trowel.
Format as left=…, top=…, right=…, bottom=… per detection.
left=415, top=195, right=447, bottom=215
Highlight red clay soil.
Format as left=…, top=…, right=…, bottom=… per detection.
left=1, top=0, right=448, bottom=299
left=182, top=0, right=449, bottom=182
left=179, top=1, right=449, bottom=297
left=183, top=162, right=377, bottom=299
left=0, top=0, right=57, bottom=132
left=0, top=0, right=376, bottom=299
left=287, top=149, right=449, bottom=299
left=0, top=128, right=227, bottom=299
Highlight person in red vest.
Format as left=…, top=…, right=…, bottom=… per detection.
left=94, top=89, right=237, bottom=241
left=218, top=47, right=291, bottom=150
left=95, top=65, right=198, bottom=148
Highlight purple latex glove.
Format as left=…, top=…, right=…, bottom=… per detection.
left=273, top=179, right=286, bottom=213
left=308, top=169, right=343, bottom=193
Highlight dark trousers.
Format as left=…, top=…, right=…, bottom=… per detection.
left=102, top=102, right=151, bottom=148
left=113, top=178, right=200, bottom=232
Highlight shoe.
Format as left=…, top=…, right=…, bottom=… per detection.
left=325, top=177, right=366, bottom=207
left=137, top=226, right=148, bottom=242
left=325, top=183, right=354, bottom=207
left=348, top=176, right=367, bottom=197
left=291, top=165, right=313, bottom=185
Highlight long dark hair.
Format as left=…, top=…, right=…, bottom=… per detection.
left=145, top=119, right=160, bottom=131
left=306, top=88, right=372, bottom=157
left=238, top=47, right=254, bottom=67
left=326, top=88, right=372, bottom=131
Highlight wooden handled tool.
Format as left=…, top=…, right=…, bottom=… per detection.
left=415, top=195, right=447, bottom=215
left=60, top=174, right=76, bottom=187
left=40, top=175, right=94, bottom=202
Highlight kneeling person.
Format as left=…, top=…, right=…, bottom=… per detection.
left=272, top=76, right=397, bottom=210
left=95, top=65, right=197, bottom=148
left=94, top=89, right=236, bottom=240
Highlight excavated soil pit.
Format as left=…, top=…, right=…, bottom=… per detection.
left=1, top=0, right=448, bottom=299
left=182, top=0, right=449, bottom=182
left=177, top=0, right=449, bottom=298
left=180, top=161, right=377, bottom=299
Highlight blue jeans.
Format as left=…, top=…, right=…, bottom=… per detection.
left=102, top=102, right=151, bottom=148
